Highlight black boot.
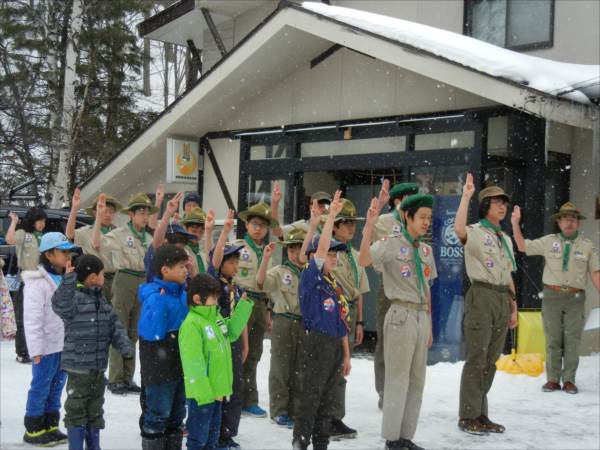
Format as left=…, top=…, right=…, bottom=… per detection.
left=292, top=439, right=308, bottom=450
left=141, top=433, right=167, bottom=450
left=165, top=428, right=183, bottom=450
left=45, top=411, right=68, bottom=444
left=23, top=415, right=54, bottom=446
left=329, top=419, right=357, bottom=440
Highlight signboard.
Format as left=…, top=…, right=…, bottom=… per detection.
left=166, top=137, right=201, bottom=184
left=429, top=195, right=464, bottom=363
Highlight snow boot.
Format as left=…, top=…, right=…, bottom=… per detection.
left=85, top=426, right=101, bottom=450
left=141, top=433, right=167, bottom=450
left=164, top=428, right=183, bottom=450
left=45, top=411, right=68, bottom=445
left=23, top=415, right=54, bottom=446
left=67, top=426, right=86, bottom=450
left=329, top=419, right=357, bottom=440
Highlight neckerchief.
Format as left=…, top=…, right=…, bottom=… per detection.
left=244, top=233, right=263, bottom=265
left=402, top=228, right=425, bottom=297
left=98, top=223, right=113, bottom=235
left=127, top=221, right=147, bottom=248
left=32, top=231, right=42, bottom=246
left=323, top=273, right=350, bottom=332
left=188, top=242, right=206, bottom=273
left=560, top=231, right=578, bottom=272
left=479, top=219, right=516, bottom=272
left=220, top=275, right=239, bottom=310
left=344, top=242, right=359, bottom=287
left=392, top=207, right=403, bottom=224
left=284, top=260, right=303, bottom=279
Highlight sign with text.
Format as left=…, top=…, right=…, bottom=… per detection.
left=166, top=137, right=201, bottom=184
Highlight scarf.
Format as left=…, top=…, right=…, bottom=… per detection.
left=402, top=228, right=425, bottom=297
left=188, top=242, right=206, bottom=273
left=244, top=233, right=263, bottom=266
left=284, top=260, right=303, bottom=279
left=479, top=219, right=516, bottom=272
left=127, top=222, right=147, bottom=248
left=560, top=231, right=578, bottom=272
left=345, top=242, right=359, bottom=287
left=32, top=231, right=42, bottom=246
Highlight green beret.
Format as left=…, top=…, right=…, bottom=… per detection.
left=400, top=194, right=434, bottom=212
left=389, top=182, right=419, bottom=200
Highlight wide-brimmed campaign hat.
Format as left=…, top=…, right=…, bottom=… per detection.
left=180, top=207, right=207, bottom=225
left=551, top=202, right=586, bottom=221
left=478, top=186, right=510, bottom=203
left=120, top=192, right=159, bottom=215
left=238, top=202, right=279, bottom=228
left=85, top=194, right=122, bottom=217
left=280, top=226, right=306, bottom=246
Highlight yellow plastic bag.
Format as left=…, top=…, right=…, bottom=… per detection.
left=496, top=327, right=544, bottom=377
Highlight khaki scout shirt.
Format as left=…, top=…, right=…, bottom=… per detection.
left=464, top=223, right=515, bottom=286
left=74, top=225, right=117, bottom=273
left=262, top=264, right=302, bottom=315
left=103, top=225, right=152, bottom=272
left=14, top=229, right=39, bottom=271
left=332, top=246, right=370, bottom=301
left=370, top=234, right=437, bottom=304
left=233, top=238, right=272, bottom=292
left=525, top=233, right=600, bottom=290
left=373, top=212, right=404, bottom=241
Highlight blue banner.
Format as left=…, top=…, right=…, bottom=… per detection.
left=428, top=195, right=464, bottom=363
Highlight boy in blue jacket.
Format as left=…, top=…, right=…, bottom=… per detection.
left=138, top=244, right=190, bottom=450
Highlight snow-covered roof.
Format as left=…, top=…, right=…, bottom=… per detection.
left=303, top=2, right=600, bottom=104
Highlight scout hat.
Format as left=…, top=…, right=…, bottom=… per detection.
left=120, top=192, right=159, bottom=215
left=280, top=226, right=306, bottom=246
left=180, top=207, right=207, bottom=225
left=400, top=194, right=434, bottom=212
left=333, top=198, right=364, bottom=222
left=305, top=234, right=347, bottom=255
left=389, top=182, right=419, bottom=201
left=237, top=202, right=279, bottom=228
left=39, top=232, right=78, bottom=253
left=310, top=191, right=332, bottom=203
left=85, top=194, right=122, bottom=216
left=478, top=185, right=510, bottom=203
left=183, top=192, right=201, bottom=208
left=551, top=202, right=586, bottom=221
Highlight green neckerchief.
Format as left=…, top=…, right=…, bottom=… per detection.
left=244, top=233, right=264, bottom=266
left=284, top=260, right=303, bottom=279
left=479, top=219, right=516, bottom=272
left=560, top=231, right=578, bottom=272
left=100, top=225, right=113, bottom=235
left=127, top=221, right=147, bottom=248
left=344, top=242, right=360, bottom=287
left=32, top=231, right=42, bottom=246
left=402, top=228, right=425, bottom=297
left=392, top=207, right=403, bottom=224
left=188, top=241, right=206, bottom=273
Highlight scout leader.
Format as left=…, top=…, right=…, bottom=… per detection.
left=454, top=174, right=518, bottom=435
left=66, top=187, right=122, bottom=302
left=292, top=190, right=351, bottom=450
left=512, top=202, right=600, bottom=394
left=91, top=192, right=157, bottom=395
left=359, top=194, right=436, bottom=450
left=256, top=226, right=307, bottom=428
left=326, top=198, right=370, bottom=439
left=181, top=206, right=212, bottom=274
left=288, top=191, right=332, bottom=233
left=233, top=199, right=279, bottom=418
left=372, top=180, right=420, bottom=410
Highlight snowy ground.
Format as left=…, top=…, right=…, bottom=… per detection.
left=2, top=339, right=599, bottom=450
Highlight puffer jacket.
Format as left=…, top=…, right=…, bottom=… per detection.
left=21, top=266, right=64, bottom=357
left=52, top=272, right=134, bottom=372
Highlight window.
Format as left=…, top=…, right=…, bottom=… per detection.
left=464, top=0, right=554, bottom=51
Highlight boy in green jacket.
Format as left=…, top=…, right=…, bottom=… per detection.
left=179, top=273, right=253, bottom=450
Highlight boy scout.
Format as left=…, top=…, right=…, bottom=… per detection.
left=372, top=181, right=419, bottom=409
left=454, top=174, right=518, bottom=435
left=512, top=202, right=600, bottom=394
left=329, top=199, right=370, bottom=439
left=359, top=194, right=436, bottom=450
left=181, top=207, right=211, bottom=274
left=234, top=201, right=278, bottom=418
left=66, top=187, right=122, bottom=302
left=288, top=191, right=332, bottom=233
left=92, top=192, right=157, bottom=395
left=256, top=226, right=306, bottom=428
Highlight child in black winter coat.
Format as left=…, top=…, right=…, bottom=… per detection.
left=52, top=255, right=134, bottom=450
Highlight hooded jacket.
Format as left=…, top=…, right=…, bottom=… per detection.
left=178, top=298, right=253, bottom=406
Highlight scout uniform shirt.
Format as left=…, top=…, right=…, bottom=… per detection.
left=103, top=224, right=153, bottom=273
left=332, top=244, right=370, bottom=302
left=232, top=236, right=272, bottom=295
left=14, top=229, right=41, bottom=271
left=464, top=223, right=515, bottom=286
left=186, top=241, right=207, bottom=274
left=370, top=234, right=437, bottom=304
left=262, top=262, right=303, bottom=317
left=525, top=233, right=600, bottom=290
left=74, top=225, right=117, bottom=273
left=373, top=211, right=404, bottom=242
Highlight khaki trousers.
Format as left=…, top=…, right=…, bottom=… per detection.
left=374, top=280, right=392, bottom=402
left=332, top=301, right=358, bottom=421
left=243, top=297, right=267, bottom=407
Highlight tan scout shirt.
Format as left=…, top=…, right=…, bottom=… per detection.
left=14, top=229, right=39, bottom=271
left=262, top=264, right=302, bottom=315
left=332, top=246, right=370, bottom=301
left=525, top=233, right=600, bottom=290
left=233, top=238, right=272, bottom=292
left=464, top=223, right=515, bottom=286
left=74, top=225, right=117, bottom=273
left=373, top=212, right=404, bottom=242
left=370, top=234, right=437, bottom=304
left=103, top=225, right=152, bottom=272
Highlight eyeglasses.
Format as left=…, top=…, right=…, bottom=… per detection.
left=249, top=221, right=268, bottom=230
left=490, top=198, right=508, bottom=206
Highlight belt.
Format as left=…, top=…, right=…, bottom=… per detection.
left=245, top=290, right=269, bottom=301
left=545, top=284, right=583, bottom=294
left=471, top=280, right=511, bottom=293
left=118, top=269, right=146, bottom=278
left=390, top=299, right=428, bottom=312
left=273, top=312, right=302, bottom=321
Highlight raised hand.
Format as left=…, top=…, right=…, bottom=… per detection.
left=96, top=193, right=106, bottom=218
left=272, top=182, right=282, bottom=204
left=223, top=209, right=235, bottom=233
left=309, top=199, right=322, bottom=227
left=329, top=190, right=344, bottom=216
left=205, top=208, right=215, bottom=230
left=511, top=205, right=521, bottom=225
left=72, top=187, right=81, bottom=210
left=376, top=179, right=390, bottom=212
left=166, top=192, right=183, bottom=217
left=155, top=183, right=165, bottom=206
left=366, top=197, right=379, bottom=224
left=9, top=212, right=18, bottom=224
left=263, top=242, right=276, bottom=259
left=65, top=260, right=75, bottom=274
left=462, top=173, right=475, bottom=198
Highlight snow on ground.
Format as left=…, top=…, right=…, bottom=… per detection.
left=2, top=339, right=599, bottom=450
